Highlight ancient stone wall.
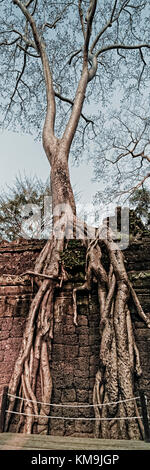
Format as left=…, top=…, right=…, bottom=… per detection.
left=0, top=236, right=150, bottom=437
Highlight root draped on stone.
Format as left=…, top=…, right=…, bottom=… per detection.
left=5, top=217, right=150, bottom=439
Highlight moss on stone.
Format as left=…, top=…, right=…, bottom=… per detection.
left=129, top=270, right=150, bottom=281
left=60, top=240, right=86, bottom=273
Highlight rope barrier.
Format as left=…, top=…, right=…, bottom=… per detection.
left=5, top=409, right=142, bottom=421
left=7, top=393, right=140, bottom=408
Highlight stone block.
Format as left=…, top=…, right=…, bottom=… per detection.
left=52, top=344, right=64, bottom=361
left=74, top=376, right=89, bottom=390
left=63, top=363, right=74, bottom=375
left=63, top=373, right=74, bottom=388
left=63, top=334, right=78, bottom=345
left=74, top=419, right=93, bottom=434
left=64, top=345, right=79, bottom=361
left=76, top=389, right=89, bottom=402
left=10, top=318, right=26, bottom=337
left=63, top=405, right=78, bottom=419
left=89, top=334, right=100, bottom=346
left=90, top=364, right=97, bottom=377
left=74, top=367, right=89, bottom=378
left=79, top=334, right=89, bottom=346
left=0, top=351, right=4, bottom=361
left=61, top=389, right=76, bottom=402
left=136, top=329, right=150, bottom=340
left=78, top=406, right=94, bottom=418
left=79, top=346, right=90, bottom=357
left=78, top=315, right=88, bottom=326
left=89, top=377, right=96, bottom=390
left=1, top=318, right=13, bottom=331
left=90, top=355, right=99, bottom=367
left=54, top=322, right=63, bottom=336
left=0, top=330, right=10, bottom=340
left=64, top=421, right=75, bottom=435
left=50, top=420, right=65, bottom=436
left=64, top=323, right=76, bottom=335
left=74, top=357, right=89, bottom=371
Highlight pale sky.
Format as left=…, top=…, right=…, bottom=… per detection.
left=0, top=129, right=101, bottom=206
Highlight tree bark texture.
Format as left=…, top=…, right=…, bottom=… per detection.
left=5, top=209, right=150, bottom=438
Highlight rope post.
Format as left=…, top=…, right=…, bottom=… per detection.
left=139, top=389, right=150, bottom=442
left=0, top=386, right=8, bottom=433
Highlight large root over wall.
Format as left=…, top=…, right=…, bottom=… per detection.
left=5, top=233, right=67, bottom=435
left=5, top=218, right=150, bottom=438
left=73, top=225, right=150, bottom=440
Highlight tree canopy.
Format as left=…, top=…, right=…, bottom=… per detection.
left=0, top=0, right=150, bottom=198
left=130, top=187, right=150, bottom=227
left=0, top=175, right=51, bottom=240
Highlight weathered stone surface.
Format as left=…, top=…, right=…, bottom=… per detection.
left=74, top=420, right=93, bottom=434
left=79, top=346, right=91, bottom=357
left=0, top=239, right=45, bottom=275
left=76, top=390, right=89, bottom=402
left=77, top=315, right=88, bottom=326
left=0, top=236, right=150, bottom=438
left=61, top=389, right=77, bottom=402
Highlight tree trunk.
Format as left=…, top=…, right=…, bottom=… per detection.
left=50, top=152, right=76, bottom=216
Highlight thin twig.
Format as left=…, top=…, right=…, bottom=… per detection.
left=55, top=91, right=94, bottom=124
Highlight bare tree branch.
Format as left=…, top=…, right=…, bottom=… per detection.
left=96, top=42, right=150, bottom=57
left=62, top=0, right=98, bottom=152
left=78, top=0, right=86, bottom=39
left=90, top=0, right=130, bottom=54
left=4, top=45, right=28, bottom=117
left=54, top=91, right=94, bottom=125
left=68, top=48, right=82, bottom=65
left=43, top=3, right=74, bottom=30
left=13, top=0, right=56, bottom=147
left=31, top=0, right=38, bottom=16
left=0, top=37, right=20, bottom=47
left=18, top=43, right=40, bottom=57
left=118, top=173, right=150, bottom=198
left=25, top=0, right=35, bottom=7
left=139, top=47, right=147, bottom=66
left=84, top=0, right=97, bottom=58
